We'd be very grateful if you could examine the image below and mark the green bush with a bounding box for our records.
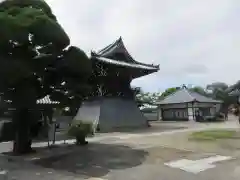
[68,121,93,145]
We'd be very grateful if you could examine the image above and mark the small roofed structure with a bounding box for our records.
[156,87,222,121]
[75,37,159,132]
[36,95,60,105]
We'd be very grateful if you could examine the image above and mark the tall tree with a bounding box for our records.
[226,80,240,95]
[206,82,228,94]
[160,87,180,98]
[206,82,229,101]
[132,87,144,107]
[206,82,235,115]
[189,86,207,96]
[225,80,240,117]
[0,0,91,154]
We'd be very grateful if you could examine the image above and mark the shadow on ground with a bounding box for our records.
[99,124,186,134]
[34,143,148,178]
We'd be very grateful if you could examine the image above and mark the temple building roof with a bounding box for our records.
[156,88,222,105]
[91,37,159,72]
[94,56,159,70]
[36,95,60,105]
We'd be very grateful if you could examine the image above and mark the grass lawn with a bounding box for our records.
[189,129,240,141]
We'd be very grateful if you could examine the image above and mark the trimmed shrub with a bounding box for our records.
[68,121,93,145]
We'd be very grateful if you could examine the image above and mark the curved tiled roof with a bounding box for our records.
[94,56,159,70]
[92,37,159,71]
[36,95,60,105]
[157,88,222,105]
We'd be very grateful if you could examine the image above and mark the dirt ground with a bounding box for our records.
[2,117,240,180]
[112,128,240,157]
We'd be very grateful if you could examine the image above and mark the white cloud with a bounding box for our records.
[47,0,240,92]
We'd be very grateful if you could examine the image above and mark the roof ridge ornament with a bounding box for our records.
[182,84,187,89]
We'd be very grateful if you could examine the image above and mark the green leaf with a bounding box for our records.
[0,55,32,85]
[0,0,56,20]
[61,46,92,75]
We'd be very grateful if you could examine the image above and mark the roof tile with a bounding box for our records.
[157,88,222,105]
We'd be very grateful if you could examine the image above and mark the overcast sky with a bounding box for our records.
[47,0,239,92]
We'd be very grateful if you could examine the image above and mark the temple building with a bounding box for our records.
[75,37,159,132]
[156,87,222,121]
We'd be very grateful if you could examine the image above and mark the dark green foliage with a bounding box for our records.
[0,0,92,154]
[207,82,228,91]
[0,0,69,88]
[132,87,144,106]
[189,86,208,96]
[68,122,93,137]
[0,0,91,104]
[161,87,179,98]
[206,82,236,114]
[226,81,240,95]
[68,121,92,145]
[60,46,91,75]
[0,0,56,19]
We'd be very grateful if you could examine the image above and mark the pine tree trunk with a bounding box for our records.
[13,108,32,154]
[12,80,37,155]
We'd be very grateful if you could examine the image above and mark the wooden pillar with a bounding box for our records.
[238,104,240,124]
[192,102,195,121]
[238,96,240,124]
[186,103,189,120]
[187,102,194,121]
[157,105,161,121]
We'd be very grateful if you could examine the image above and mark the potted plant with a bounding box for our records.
[68,121,93,145]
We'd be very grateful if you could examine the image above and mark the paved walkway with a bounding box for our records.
[34,119,239,148]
